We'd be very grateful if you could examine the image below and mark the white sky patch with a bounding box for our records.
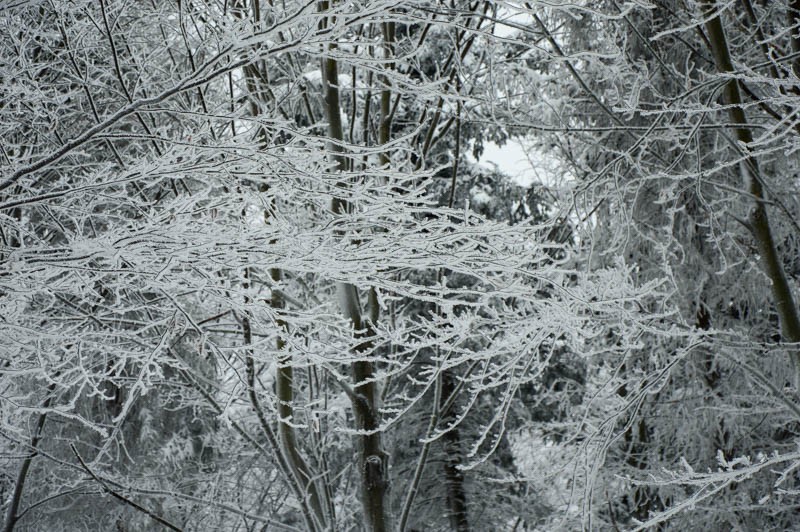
[491,7,534,39]
[471,136,573,189]
[477,139,536,187]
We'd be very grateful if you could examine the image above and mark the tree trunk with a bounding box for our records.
[273,267,330,528]
[702,0,800,383]
[319,3,390,530]
[3,392,52,532]
[440,370,470,532]
[235,1,331,519]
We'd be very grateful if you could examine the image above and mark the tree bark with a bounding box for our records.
[440,371,470,532]
[272,267,330,528]
[702,0,800,382]
[235,1,331,518]
[319,3,390,530]
[439,74,470,531]
[3,390,53,532]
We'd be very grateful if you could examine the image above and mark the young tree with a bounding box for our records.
[2,2,647,530]
[13,1,789,530]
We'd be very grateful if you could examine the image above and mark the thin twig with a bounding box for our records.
[70,444,184,532]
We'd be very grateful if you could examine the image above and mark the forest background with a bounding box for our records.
[3,0,800,530]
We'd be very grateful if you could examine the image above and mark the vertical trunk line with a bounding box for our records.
[272,267,329,528]
[789,0,800,77]
[439,29,470,531]
[243,309,320,532]
[319,2,390,530]
[3,390,53,532]
[703,0,800,382]
[397,363,443,532]
[235,1,331,519]
[440,370,470,532]
[378,20,395,168]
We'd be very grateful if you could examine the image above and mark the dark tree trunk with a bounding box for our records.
[440,370,469,532]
